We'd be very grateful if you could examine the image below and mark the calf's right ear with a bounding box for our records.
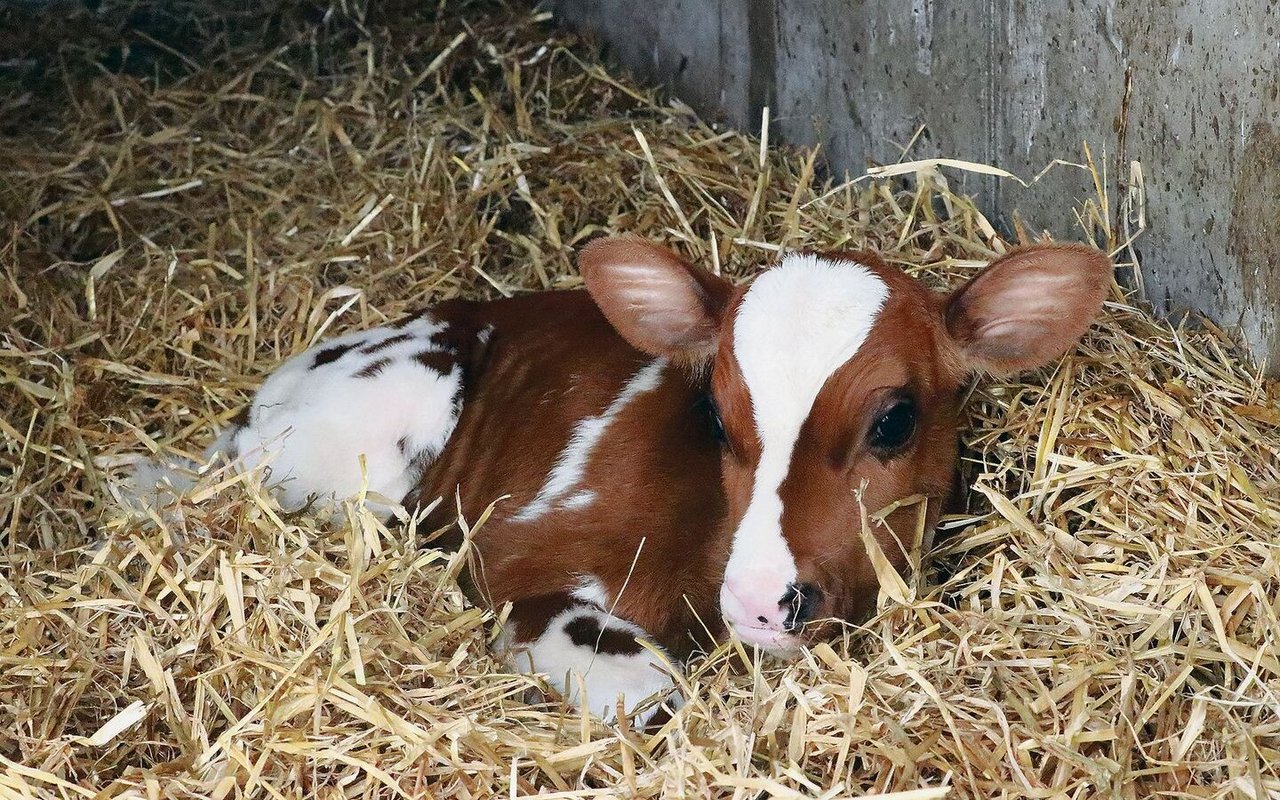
[578,236,733,363]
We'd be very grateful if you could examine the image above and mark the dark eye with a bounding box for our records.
[698,393,726,443]
[868,397,917,452]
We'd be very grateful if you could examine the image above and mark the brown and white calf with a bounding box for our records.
[131,236,1111,722]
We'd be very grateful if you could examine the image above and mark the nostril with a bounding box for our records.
[723,578,789,629]
[781,582,823,632]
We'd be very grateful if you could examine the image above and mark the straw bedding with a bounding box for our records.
[2,1,1279,797]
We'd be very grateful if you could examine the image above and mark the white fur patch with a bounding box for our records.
[570,576,610,609]
[724,254,888,590]
[562,490,597,510]
[505,605,677,725]
[513,359,667,521]
[177,316,466,515]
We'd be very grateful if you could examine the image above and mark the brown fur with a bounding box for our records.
[413,291,726,658]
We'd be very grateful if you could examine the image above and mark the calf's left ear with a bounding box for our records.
[945,243,1114,374]
[578,235,733,363]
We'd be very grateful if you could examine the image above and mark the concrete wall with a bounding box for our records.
[549,0,1280,374]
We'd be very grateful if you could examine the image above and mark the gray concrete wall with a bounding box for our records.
[549,0,1280,374]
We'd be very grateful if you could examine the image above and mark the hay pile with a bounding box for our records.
[3,1,1279,796]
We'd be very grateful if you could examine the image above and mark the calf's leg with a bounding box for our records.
[497,591,680,725]
[123,315,469,518]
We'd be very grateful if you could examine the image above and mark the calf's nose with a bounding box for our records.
[780,582,823,632]
[720,576,789,630]
[720,576,824,634]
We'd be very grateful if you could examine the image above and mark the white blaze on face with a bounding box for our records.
[723,254,888,607]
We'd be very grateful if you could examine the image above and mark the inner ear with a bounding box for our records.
[945,243,1113,374]
[578,235,732,362]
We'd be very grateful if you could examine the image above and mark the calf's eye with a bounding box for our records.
[699,393,727,443]
[868,397,916,452]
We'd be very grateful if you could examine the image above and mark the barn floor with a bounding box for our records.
[2,1,1280,797]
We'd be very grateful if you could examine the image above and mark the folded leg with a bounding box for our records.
[122,315,472,518]
[497,590,680,725]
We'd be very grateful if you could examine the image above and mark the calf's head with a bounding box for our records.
[580,236,1112,654]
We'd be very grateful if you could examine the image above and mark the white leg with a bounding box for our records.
[499,594,681,726]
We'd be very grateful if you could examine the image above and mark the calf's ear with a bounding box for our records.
[945,243,1113,374]
[578,235,733,363]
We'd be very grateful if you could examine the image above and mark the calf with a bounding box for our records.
[132,235,1112,723]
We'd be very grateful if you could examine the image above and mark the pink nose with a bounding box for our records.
[720,576,788,631]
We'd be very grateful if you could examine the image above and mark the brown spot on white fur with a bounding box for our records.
[360,333,414,354]
[354,357,392,378]
[311,341,360,368]
[563,615,645,655]
[413,350,455,375]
